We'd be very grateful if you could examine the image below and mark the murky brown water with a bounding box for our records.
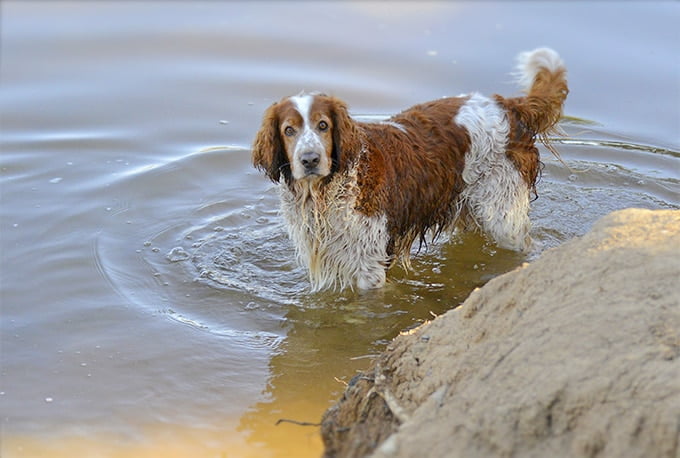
[1,1,678,457]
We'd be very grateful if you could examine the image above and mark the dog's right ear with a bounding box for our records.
[252,102,289,183]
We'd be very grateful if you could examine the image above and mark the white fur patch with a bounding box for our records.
[289,94,331,179]
[455,93,531,251]
[279,162,389,291]
[352,115,408,134]
[290,93,312,120]
[380,120,408,133]
[515,47,565,93]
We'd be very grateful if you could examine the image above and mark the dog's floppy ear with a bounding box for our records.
[329,97,362,173]
[252,102,290,183]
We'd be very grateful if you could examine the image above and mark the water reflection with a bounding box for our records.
[233,231,526,455]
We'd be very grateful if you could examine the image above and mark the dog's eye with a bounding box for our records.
[318,121,329,131]
[284,126,296,137]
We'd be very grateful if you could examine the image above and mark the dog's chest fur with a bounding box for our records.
[279,164,389,291]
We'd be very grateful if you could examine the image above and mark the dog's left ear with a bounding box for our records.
[329,97,362,173]
[252,103,290,183]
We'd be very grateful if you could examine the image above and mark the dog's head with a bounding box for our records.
[252,93,361,184]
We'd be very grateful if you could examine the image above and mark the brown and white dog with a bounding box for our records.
[253,48,568,291]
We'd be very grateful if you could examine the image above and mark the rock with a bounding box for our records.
[321,208,680,458]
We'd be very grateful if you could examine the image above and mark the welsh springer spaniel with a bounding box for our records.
[253,48,568,291]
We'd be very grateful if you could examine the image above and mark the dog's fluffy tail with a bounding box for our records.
[514,47,568,135]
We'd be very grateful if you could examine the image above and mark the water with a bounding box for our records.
[1,1,678,457]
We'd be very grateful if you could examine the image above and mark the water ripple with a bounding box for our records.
[550,137,679,158]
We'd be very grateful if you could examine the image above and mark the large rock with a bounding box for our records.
[321,208,680,458]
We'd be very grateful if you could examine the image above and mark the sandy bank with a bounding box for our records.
[321,208,680,458]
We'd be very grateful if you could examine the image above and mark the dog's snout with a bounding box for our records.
[300,151,321,169]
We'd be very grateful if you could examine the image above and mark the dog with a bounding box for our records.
[252,48,568,291]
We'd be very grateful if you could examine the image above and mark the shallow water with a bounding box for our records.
[1,1,678,457]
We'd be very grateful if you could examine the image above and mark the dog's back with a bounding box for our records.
[358,48,568,255]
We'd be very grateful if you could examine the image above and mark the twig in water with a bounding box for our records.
[349,354,380,361]
[275,418,321,427]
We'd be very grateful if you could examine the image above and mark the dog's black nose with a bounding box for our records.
[300,151,321,169]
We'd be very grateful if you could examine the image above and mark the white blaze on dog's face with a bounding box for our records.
[280,94,334,180]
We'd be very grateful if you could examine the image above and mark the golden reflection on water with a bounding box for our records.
[2,420,323,458]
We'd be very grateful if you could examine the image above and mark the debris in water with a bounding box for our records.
[166,247,190,262]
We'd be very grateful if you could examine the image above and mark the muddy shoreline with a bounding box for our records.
[321,209,680,458]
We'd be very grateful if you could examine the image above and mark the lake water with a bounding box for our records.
[1,1,678,457]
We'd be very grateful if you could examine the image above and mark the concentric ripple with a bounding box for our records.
[180,201,307,304]
[96,132,679,338]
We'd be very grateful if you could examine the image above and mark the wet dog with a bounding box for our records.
[252,48,568,291]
